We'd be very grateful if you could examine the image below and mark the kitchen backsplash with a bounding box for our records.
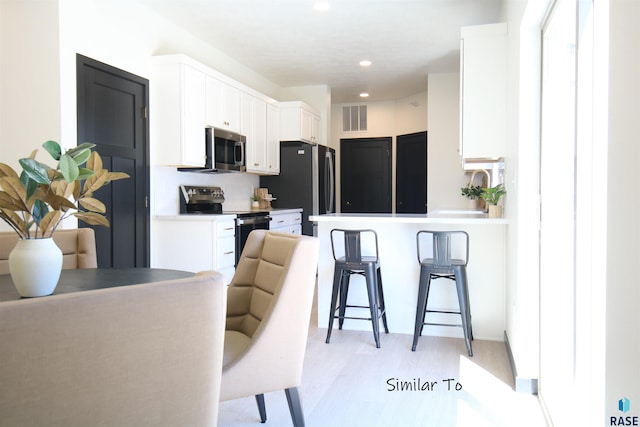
[152,166,260,215]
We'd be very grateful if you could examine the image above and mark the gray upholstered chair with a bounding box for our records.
[0,270,227,427]
[220,230,320,427]
[0,228,98,274]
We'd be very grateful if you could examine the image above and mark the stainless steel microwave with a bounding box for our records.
[206,127,246,172]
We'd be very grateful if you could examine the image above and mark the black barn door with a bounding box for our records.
[396,131,427,213]
[76,54,150,267]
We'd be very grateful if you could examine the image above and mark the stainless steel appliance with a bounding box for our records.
[260,142,335,236]
[179,185,224,214]
[178,128,246,173]
[232,212,271,265]
[211,127,246,172]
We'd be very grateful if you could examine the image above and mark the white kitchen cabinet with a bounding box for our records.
[279,101,321,144]
[243,93,269,174]
[153,217,236,284]
[151,58,206,167]
[206,75,241,133]
[459,23,507,161]
[269,211,302,235]
[265,103,280,174]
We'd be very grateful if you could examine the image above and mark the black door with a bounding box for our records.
[76,55,150,268]
[340,137,392,213]
[396,131,427,213]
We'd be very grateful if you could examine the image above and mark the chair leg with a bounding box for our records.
[454,267,473,357]
[376,267,389,334]
[326,267,343,344]
[285,387,306,427]
[412,267,430,351]
[338,272,350,329]
[364,264,381,348]
[255,394,267,423]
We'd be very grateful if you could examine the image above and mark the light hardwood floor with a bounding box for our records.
[219,294,547,427]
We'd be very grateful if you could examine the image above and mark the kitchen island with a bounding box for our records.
[310,211,507,343]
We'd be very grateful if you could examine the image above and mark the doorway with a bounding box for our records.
[76,54,150,267]
[340,137,391,213]
[396,131,427,213]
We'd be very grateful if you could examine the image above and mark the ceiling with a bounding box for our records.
[140,0,504,103]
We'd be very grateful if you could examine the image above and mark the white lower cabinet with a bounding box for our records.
[153,217,236,284]
[269,211,302,235]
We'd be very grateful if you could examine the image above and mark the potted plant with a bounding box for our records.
[460,185,485,210]
[0,140,129,296]
[251,193,260,209]
[481,183,506,218]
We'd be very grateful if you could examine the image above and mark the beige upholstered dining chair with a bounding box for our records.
[0,228,98,274]
[220,230,320,427]
[0,270,227,427]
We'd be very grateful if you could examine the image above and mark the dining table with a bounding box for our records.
[0,268,194,302]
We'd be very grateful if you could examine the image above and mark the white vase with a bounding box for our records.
[9,238,63,297]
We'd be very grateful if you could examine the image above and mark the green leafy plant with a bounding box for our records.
[251,194,259,202]
[0,140,129,239]
[460,185,484,200]
[481,183,506,206]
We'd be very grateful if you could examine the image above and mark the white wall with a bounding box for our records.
[0,0,62,170]
[606,0,640,420]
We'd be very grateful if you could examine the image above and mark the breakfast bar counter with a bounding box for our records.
[310,211,507,343]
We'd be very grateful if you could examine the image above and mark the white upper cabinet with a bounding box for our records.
[206,76,241,133]
[151,58,206,167]
[279,101,321,144]
[460,23,507,161]
[152,54,281,172]
[265,103,280,174]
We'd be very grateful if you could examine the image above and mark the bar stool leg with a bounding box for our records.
[338,271,350,330]
[364,264,381,348]
[325,266,344,344]
[412,266,430,351]
[454,267,473,357]
[376,267,389,334]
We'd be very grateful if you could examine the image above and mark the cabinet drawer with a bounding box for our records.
[216,221,236,237]
[290,213,302,225]
[270,214,289,229]
[216,236,236,269]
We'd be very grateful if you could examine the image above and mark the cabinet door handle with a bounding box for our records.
[224,251,234,255]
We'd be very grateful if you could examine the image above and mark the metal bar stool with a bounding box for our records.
[412,230,473,356]
[325,229,389,348]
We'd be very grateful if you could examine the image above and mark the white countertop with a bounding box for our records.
[310,210,507,225]
[155,208,303,221]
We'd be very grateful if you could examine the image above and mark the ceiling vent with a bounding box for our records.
[342,105,367,132]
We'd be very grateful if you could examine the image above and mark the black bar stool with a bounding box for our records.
[412,230,473,356]
[325,229,388,348]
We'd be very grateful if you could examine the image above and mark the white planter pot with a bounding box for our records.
[9,238,63,297]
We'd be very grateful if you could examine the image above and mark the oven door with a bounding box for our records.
[235,215,271,265]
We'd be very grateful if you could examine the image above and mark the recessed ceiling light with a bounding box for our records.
[360,92,369,98]
[314,2,330,12]
[359,60,372,67]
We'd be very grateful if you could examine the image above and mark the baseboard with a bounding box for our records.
[504,331,539,394]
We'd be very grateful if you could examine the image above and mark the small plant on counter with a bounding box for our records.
[251,194,259,202]
[460,185,484,200]
[481,183,506,206]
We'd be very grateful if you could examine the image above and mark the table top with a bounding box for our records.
[0,268,194,302]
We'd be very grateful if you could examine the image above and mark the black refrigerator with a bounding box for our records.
[260,142,335,236]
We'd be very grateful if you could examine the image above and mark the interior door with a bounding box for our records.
[396,131,427,213]
[340,137,391,213]
[76,54,150,268]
